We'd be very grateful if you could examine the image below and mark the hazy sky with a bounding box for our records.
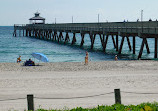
[0,0,158,26]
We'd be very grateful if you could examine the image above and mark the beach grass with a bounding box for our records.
[36,102,157,111]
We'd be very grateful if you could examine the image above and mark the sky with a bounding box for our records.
[0,0,158,26]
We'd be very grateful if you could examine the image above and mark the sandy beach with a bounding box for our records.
[0,61,158,111]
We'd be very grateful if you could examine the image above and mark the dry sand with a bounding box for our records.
[0,61,158,111]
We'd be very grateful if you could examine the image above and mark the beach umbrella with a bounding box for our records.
[31,53,49,62]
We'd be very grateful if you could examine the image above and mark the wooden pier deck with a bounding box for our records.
[13,21,158,59]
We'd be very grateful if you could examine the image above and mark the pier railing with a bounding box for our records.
[14,21,158,35]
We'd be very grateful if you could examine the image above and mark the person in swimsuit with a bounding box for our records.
[85,51,89,65]
[115,55,118,61]
[17,56,21,63]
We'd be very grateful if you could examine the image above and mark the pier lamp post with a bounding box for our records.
[72,16,73,23]
[98,14,100,23]
[141,10,143,22]
[141,10,143,32]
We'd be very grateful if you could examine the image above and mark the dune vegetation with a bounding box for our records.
[36,102,157,111]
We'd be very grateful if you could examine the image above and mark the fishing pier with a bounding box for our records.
[13,13,158,59]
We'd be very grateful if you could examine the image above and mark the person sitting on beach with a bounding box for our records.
[24,59,35,66]
[17,56,21,63]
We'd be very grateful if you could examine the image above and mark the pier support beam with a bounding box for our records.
[53,31,58,41]
[48,30,51,40]
[38,30,41,39]
[13,30,17,37]
[155,37,158,58]
[118,36,125,54]
[138,38,145,59]
[35,30,37,38]
[29,30,32,37]
[47,30,50,40]
[116,35,119,51]
[138,38,150,59]
[19,30,21,37]
[64,32,69,44]
[145,38,150,54]
[118,36,132,54]
[52,32,55,41]
[71,33,76,45]
[126,36,132,51]
[99,34,105,51]
[104,34,117,51]
[49,30,52,39]
[23,29,25,37]
[133,36,136,54]
[90,33,96,49]
[26,30,28,37]
[104,34,109,51]
[32,29,35,37]
[46,30,49,40]
[41,30,45,39]
[80,33,85,47]
[59,32,64,42]
[61,32,64,40]
[112,35,116,48]
[90,33,93,49]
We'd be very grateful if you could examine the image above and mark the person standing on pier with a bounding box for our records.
[85,51,89,65]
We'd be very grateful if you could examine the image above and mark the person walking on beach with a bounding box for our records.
[85,51,89,65]
[115,55,118,61]
[17,56,21,63]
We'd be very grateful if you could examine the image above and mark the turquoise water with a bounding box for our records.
[0,26,157,63]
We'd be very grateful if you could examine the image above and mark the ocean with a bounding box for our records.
[0,26,157,63]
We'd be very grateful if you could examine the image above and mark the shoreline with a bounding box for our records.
[0,60,158,72]
[0,60,158,110]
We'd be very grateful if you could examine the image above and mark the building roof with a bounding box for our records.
[29,12,45,20]
[29,16,45,20]
[35,12,40,15]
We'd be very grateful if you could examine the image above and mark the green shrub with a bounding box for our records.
[36,102,158,111]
